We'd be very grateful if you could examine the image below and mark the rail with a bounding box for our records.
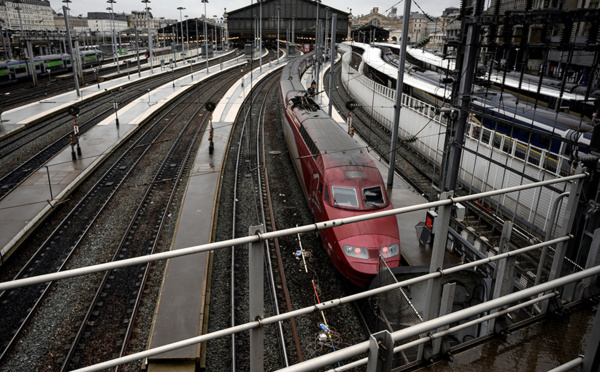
[0,171,595,371]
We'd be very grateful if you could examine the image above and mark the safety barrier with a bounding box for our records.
[1,172,596,372]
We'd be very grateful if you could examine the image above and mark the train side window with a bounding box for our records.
[324,185,330,202]
[539,134,551,147]
[318,182,323,194]
[331,186,359,207]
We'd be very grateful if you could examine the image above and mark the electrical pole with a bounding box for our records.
[442,0,484,191]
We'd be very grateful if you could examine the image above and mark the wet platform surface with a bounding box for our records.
[418,304,596,371]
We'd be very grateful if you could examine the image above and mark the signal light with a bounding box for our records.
[425,210,438,231]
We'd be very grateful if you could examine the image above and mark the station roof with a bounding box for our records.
[226,0,350,40]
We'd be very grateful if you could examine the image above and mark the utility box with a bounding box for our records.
[244,43,253,59]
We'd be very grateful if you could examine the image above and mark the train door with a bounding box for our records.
[310,171,323,215]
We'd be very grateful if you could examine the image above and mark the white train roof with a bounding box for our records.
[347,41,452,99]
[375,42,456,71]
[486,72,592,102]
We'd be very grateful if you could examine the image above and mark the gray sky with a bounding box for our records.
[51,0,460,23]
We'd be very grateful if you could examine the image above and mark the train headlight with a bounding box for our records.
[380,244,400,258]
[342,245,369,260]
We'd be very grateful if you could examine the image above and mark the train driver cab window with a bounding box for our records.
[324,185,330,202]
[363,186,385,206]
[332,186,359,207]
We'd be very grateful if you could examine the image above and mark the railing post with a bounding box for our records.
[432,282,456,355]
[420,191,453,359]
[581,303,600,372]
[546,165,585,307]
[577,228,600,301]
[366,330,394,372]
[249,224,264,372]
[489,249,517,334]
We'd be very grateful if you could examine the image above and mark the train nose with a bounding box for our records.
[339,235,401,287]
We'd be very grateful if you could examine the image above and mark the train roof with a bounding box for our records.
[348,41,452,99]
[375,42,457,71]
[293,103,376,170]
[486,72,594,102]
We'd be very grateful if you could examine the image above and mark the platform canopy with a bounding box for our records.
[226,0,351,45]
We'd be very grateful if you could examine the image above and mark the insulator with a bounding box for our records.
[474,0,484,16]
[492,0,501,16]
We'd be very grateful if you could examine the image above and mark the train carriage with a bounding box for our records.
[280,52,402,288]
[0,50,102,84]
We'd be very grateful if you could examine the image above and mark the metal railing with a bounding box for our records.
[0,172,594,372]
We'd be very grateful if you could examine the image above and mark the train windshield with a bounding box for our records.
[332,186,359,207]
[363,186,385,206]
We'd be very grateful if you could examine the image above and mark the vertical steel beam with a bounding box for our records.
[547,166,585,298]
[26,40,38,86]
[582,304,600,372]
[433,282,456,354]
[488,251,516,332]
[421,191,453,360]
[328,14,337,117]
[443,0,484,191]
[366,330,394,372]
[386,0,411,187]
[579,228,600,299]
[249,224,264,372]
[63,6,80,97]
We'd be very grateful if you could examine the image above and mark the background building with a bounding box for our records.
[0,0,54,31]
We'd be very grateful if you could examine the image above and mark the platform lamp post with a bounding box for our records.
[177,6,186,62]
[63,1,80,97]
[202,0,209,74]
[185,15,190,58]
[276,6,280,63]
[133,17,141,76]
[107,0,120,73]
[195,17,199,58]
[142,0,153,73]
[258,0,262,71]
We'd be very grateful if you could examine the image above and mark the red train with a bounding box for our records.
[279,52,401,288]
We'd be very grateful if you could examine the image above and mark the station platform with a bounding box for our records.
[0,49,246,261]
[145,53,287,369]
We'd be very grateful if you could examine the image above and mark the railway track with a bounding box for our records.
[59,69,243,372]
[207,56,369,370]
[0,66,245,369]
[0,51,241,200]
[228,69,295,369]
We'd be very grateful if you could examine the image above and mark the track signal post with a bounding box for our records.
[205,101,216,154]
[345,101,358,137]
[68,106,81,159]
